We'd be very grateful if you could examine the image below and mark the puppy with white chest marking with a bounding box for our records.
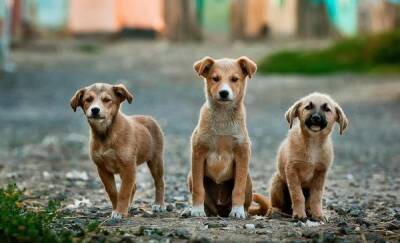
[70,83,165,220]
[269,92,348,221]
[187,56,269,218]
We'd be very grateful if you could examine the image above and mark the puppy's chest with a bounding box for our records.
[91,147,121,173]
[205,136,236,184]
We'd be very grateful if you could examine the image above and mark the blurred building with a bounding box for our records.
[0,0,400,42]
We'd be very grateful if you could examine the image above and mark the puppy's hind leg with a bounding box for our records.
[147,156,166,212]
[270,173,292,216]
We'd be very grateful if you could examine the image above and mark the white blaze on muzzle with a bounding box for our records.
[219,83,234,100]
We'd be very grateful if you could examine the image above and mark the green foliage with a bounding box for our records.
[0,184,72,243]
[258,30,400,75]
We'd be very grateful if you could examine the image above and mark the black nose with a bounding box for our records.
[311,114,321,123]
[91,107,100,116]
[219,90,229,99]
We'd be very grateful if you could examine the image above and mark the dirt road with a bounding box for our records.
[0,39,399,242]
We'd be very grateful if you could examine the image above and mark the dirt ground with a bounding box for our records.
[0,39,399,242]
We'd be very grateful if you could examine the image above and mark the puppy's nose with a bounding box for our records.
[91,107,100,116]
[311,114,321,123]
[219,90,229,99]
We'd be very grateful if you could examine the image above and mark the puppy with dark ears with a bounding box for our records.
[71,83,166,220]
[188,56,270,218]
[269,92,348,221]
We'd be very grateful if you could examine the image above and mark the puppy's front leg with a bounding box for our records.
[114,164,135,219]
[230,144,250,219]
[286,165,307,220]
[97,167,118,210]
[308,170,327,221]
[191,144,207,217]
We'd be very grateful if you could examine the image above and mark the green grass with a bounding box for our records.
[0,184,72,243]
[258,30,400,75]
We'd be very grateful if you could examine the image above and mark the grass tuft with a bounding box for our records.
[0,184,72,243]
[258,30,400,75]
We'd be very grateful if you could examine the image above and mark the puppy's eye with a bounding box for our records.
[322,104,331,112]
[103,98,111,103]
[85,97,93,103]
[231,77,238,83]
[305,103,313,110]
[212,76,220,82]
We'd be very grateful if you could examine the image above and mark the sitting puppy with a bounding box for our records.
[187,56,269,218]
[269,92,348,221]
[70,83,165,220]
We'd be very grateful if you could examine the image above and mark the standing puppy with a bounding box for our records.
[188,56,269,218]
[270,93,348,221]
[70,83,165,220]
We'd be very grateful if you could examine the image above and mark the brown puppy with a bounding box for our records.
[269,92,348,221]
[187,56,269,218]
[70,83,165,220]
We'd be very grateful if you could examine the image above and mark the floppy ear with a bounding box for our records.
[236,56,257,78]
[193,56,214,78]
[70,88,85,112]
[285,100,302,129]
[335,104,348,135]
[113,84,133,104]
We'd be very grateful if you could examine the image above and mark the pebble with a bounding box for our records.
[302,229,318,238]
[205,221,228,228]
[244,224,256,231]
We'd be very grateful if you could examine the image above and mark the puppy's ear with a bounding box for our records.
[335,104,348,135]
[70,88,86,112]
[194,56,214,78]
[236,56,257,78]
[285,101,302,129]
[113,84,133,104]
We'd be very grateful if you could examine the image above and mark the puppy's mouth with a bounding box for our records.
[87,116,106,121]
[308,125,324,132]
[217,98,233,103]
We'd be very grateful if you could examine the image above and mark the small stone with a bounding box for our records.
[244,224,256,231]
[172,228,191,239]
[386,220,400,230]
[320,231,335,243]
[338,226,352,235]
[302,229,318,238]
[119,236,134,243]
[205,221,228,228]
[190,236,211,243]
[166,204,174,212]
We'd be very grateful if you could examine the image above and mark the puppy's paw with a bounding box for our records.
[292,210,307,221]
[110,211,123,221]
[152,204,166,213]
[191,205,206,217]
[310,214,327,222]
[229,206,246,219]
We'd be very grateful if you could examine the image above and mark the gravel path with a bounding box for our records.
[0,39,399,242]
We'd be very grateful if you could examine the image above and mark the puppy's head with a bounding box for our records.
[70,83,133,130]
[194,56,256,106]
[285,93,348,136]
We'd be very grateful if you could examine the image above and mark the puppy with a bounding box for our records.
[269,92,348,221]
[187,56,269,218]
[70,83,165,220]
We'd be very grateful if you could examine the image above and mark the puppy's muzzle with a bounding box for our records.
[88,107,105,120]
[219,90,230,100]
[306,113,327,131]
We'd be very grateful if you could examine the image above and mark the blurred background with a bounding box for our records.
[0,1,399,241]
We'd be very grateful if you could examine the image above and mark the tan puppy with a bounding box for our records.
[187,56,269,218]
[269,92,348,221]
[70,83,165,220]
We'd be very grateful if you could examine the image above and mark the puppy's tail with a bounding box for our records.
[248,193,270,216]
